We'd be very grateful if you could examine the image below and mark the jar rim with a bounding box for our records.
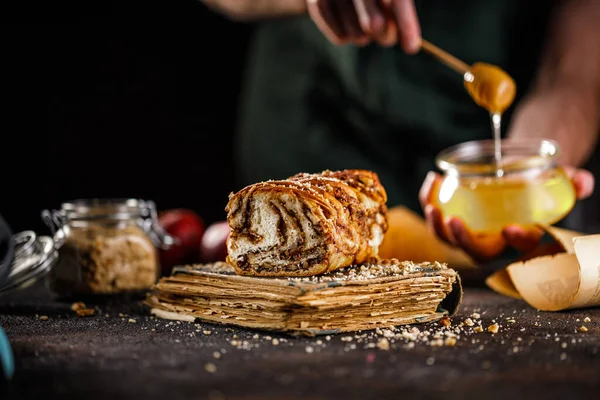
[435,138,560,176]
[60,198,150,221]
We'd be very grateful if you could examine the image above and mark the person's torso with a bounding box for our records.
[235,0,555,212]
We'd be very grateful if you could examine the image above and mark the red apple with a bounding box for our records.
[158,209,205,274]
[200,221,230,263]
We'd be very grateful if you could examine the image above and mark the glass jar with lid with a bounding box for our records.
[42,198,176,297]
[430,138,577,234]
[0,198,176,298]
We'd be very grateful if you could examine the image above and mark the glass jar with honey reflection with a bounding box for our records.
[431,139,576,233]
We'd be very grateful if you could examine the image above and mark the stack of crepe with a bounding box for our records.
[146,169,462,336]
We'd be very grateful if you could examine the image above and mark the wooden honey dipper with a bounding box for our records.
[420,39,516,114]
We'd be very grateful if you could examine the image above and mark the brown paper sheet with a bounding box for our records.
[486,226,600,311]
[379,206,476,270]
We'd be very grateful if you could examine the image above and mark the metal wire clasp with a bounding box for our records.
[138,200,179,250]
[41,209,68,250]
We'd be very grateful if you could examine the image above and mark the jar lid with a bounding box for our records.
[435,138,560,177]
[49,198,177,249]
[60,198,151,221]
[0,230,58,296]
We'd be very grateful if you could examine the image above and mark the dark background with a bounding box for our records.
[2,1,254,234]
[3,1,600,237]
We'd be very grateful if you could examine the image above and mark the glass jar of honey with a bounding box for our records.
[42,199,175,298]
[431,139,576,233]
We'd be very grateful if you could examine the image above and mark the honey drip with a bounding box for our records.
[464,63,515,179]
[491,112,503,177]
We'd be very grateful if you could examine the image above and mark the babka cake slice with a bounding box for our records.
[225,169,389,277]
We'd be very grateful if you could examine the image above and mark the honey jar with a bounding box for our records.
[431,139,576,233]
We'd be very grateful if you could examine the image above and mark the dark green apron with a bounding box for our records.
[235,0,555,214]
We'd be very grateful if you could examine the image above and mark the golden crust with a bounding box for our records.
[225,169,389,277]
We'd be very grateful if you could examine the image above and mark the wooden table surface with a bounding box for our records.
[1,282,599,400]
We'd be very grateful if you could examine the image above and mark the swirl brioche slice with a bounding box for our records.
[225,169,388,277]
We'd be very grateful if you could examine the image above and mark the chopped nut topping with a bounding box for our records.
[382,329,394,338]
[439,317,451,327]
[376,338,390,350]
[579,326,588,332]
[487,323,499,334]
[583,317,591,323]
[473,326,484,333]
[205,363,217,373]
[71,302,86,311]
[464,318,474,327]
[444,337,456,346]
[39,315,48,321]
[76,308,96,317]
[290,260,447,283]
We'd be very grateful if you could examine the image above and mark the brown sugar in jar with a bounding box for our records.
[44,199,175,297]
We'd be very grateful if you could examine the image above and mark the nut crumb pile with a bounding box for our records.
[71,302,96,317]
[290,259,447,283]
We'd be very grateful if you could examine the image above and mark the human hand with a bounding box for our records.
[306,0,422,53]
[418,168,595,263]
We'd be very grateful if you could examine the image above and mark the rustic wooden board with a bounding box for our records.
[1,282,599,400]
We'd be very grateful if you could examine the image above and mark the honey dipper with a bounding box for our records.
[420,39,516,114]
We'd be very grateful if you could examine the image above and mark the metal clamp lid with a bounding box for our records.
[0,230,58,297]
[138,200,179,250]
